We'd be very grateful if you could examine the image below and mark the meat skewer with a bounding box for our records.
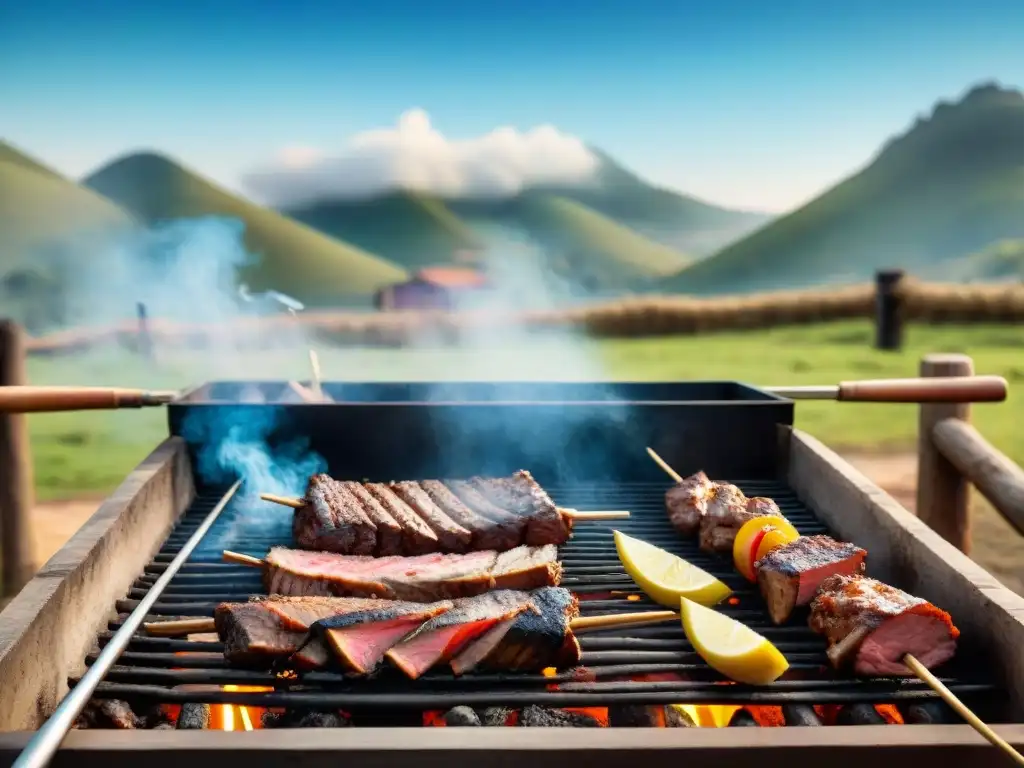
[219,544,564,602]
[146,589,671,676]
[262,472,630,558]
[645,446,1024,765]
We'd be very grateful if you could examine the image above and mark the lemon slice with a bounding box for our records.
[680,596,790,684]
[614,530,731,608]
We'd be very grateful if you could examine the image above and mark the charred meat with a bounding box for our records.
[756,535,867,624]
[664,471,713,536]
[293,474,377,555]
[699,484,784,553]
[809,573,959,675]
[263,544,561,601]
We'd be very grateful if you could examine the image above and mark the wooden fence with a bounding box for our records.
[18,273,1024,355]
[917,353,1024,553]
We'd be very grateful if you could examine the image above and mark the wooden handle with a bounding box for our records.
[259,493,305,509]
[837,376,1007,403]
[560,509,631,520]
[570,610,678,633]
[0,386,176,413]
[144,618,217,637]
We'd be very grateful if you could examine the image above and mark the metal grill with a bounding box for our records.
[79,480,999,711]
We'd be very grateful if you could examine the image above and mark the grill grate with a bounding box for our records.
[79,481,999,710]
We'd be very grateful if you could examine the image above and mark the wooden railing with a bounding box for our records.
[916,353,1024,553]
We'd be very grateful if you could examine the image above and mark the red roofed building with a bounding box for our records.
[374,267,491,311]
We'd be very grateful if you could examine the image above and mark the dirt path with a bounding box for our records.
[23,452,1024,595]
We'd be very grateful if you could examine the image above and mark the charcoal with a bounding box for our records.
[518,706,601,728]
[176,703,212,730]
[294,710,351,728]
[138,702,173,729]
[608,705,665,727]
[836,704,886,726]
[443,706,481,727]
[901,701,954,725]
[664,706,698,728]
[728,709,759,727]
[478,707,514,727]
[781,704,822,727]
[261,711,288,729]
[152,723,175,731]
[71,700,139,730]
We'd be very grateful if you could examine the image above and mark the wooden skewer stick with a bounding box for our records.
[308,350,323,401]
[646,447,683,484]
[645,446,1021,762]
[144,618,218,637]
[223,550,266,568]
[903,654,1024,765]
[257,492,629,520]
[141,605,680,639]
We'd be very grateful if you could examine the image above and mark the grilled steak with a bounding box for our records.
[298,600,454,673]
[470,470,571,546]
[450,586,580,674]
[756,535,867,625]
[264,544,561,601]
[664,471,713,536]
[446,480,527,543]
[419,480,520,551]
[699,485,784,553]
[385,590,532,679]
[390,481,473,553]
[293,474,376,555]
[364,482,439,555]
[340,481,403,556]
[214,596,387,665]
[808,573,959,675]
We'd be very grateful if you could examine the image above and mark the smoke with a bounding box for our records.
[243,109,601,207]
[180,405,327,549]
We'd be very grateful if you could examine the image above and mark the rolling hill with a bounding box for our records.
[285,190,485,271]
[661,82,1024,295]
[930,239,1024,282]
[83,152,409,304]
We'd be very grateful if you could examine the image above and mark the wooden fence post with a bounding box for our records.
[916,353,973,552]
[136,302,153,360]
[874,269,905,351]
[0,319,35,596]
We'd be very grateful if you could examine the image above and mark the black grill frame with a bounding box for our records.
[79,479,1000,716]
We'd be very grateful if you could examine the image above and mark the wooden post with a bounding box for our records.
[874,269,905,351]
[0,320,35,596]
[136,302,153,360]
[916,353,973,552]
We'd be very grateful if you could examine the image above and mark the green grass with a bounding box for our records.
[82,152,409,304]
[661,83,1024,294]
[24,320,1024,501]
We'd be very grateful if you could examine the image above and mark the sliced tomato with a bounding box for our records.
[743,528,770,582]
[755,527,796,565]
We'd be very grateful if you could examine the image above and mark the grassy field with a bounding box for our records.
[23,319,1023,501]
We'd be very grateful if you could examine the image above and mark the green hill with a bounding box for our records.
[285,190,485,271]
[931,239,1024,282]
[83,152,408,304]
[0,140,68,181]
[661,82,1024,295]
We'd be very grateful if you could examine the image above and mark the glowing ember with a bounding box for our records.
[215,685,274,731]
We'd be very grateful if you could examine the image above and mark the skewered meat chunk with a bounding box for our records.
[390,481,473,553]
[293,474,376,555]
[664,471,713,536]
[756,535,867,624]
[809,573,959,675]
[263,544,561,601]
[699,485,783,553]
[470,470,571,546]
[339,481,403,556]
[420,480,521,551]
[445,479,527,545]
[364,482,439,555]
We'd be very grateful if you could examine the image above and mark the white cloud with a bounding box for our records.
[243,108,601,206]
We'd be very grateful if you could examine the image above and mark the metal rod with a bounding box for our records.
[11,479,242,768]
[764,385,840,400]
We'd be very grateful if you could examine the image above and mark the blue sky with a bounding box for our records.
[2,0,1022,212]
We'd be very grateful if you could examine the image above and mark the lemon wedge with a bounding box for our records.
[614,530,731,608]
[680,596,790,685]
